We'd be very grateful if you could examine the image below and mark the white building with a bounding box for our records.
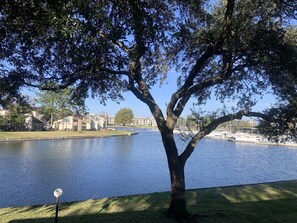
[0,110,9,116]
[53,114,106,131]
[0,109,46,131]
[107,116,115,125]
[86,113,107,129]
[133,117,157,127]
[107,116,157,127]
[25,111,46,131]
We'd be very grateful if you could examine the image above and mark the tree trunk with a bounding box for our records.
[161,130,191,222]
[50,113,53,126]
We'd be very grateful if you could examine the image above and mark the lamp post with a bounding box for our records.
[54,188,63,223]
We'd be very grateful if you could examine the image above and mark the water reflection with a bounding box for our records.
[1,131,297,207]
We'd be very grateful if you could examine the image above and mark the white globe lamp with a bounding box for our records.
[54,188,63,223]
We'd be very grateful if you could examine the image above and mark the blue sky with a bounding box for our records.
[86,90,276,118]
[23,69,277,118]
[85,71,277,118]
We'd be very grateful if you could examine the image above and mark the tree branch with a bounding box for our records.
[98,67,130,76]
[99,31,130,53]
[167,0,236,120]
[123,0,167,129]
[128,81,166,129]
[179,110,269,167]
[174,53,234,117]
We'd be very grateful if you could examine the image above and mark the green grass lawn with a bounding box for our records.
[0,130,133,140]
[1,180,297,223]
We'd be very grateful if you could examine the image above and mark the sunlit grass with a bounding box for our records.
[0,130,133,140]
[1,180,297,223]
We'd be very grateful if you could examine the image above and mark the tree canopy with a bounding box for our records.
[1,0,296,221]
[0,103,29,131]
[1,1,296,123]
[36,86,85,122]
[114,108,134,127]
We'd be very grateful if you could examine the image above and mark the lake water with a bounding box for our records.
[1,129,297,208]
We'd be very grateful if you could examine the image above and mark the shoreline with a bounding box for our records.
[1,178,296,209]
[0,130,139,142]
[1,129,296,147]
[172,129,297,147]
[205,135,297,147]
[204,130,297,147]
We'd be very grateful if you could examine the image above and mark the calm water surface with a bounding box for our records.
[1,130,297,208]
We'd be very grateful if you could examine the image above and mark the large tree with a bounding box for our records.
[2,103,30,131]
[36,86,85,124]
[114,108,134,127]
[1,0,296,221]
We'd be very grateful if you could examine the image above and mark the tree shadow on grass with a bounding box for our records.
[4,192,173,223]
[0,205,56,221]
[6,181,297,223]
[186,181,297,223]
[8,210,175,223]
[7,197,297,223]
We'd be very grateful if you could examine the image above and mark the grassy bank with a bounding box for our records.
[1,180,297,223]
[0,130,134,141]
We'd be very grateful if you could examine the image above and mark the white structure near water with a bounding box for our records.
[25,111,46,131]
[207,131,262,143]
[53,113,106,131]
